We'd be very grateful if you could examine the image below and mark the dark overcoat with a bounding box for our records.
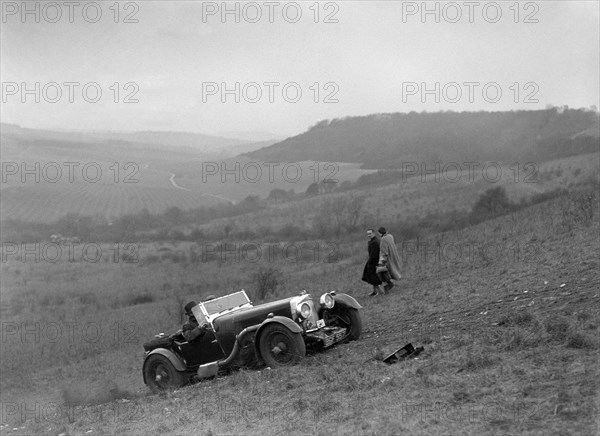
[361,237,382,285]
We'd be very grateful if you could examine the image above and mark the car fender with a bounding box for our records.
[142,348,186,384]
[257,316,303,336]
[332,293,362,311]
[254,316,303,361]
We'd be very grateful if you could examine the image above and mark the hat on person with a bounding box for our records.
[378,227,387,235]
[184,301,198,314]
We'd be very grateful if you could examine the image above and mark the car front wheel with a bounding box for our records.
[324,308,362,342]
[144,354,186,393]
[258,324,306,368]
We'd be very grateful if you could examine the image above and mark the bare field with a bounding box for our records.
[171,159,376,202]
[0,158,374,221]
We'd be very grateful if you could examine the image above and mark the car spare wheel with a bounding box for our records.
[144,354,186,393]
[258,324,306,367]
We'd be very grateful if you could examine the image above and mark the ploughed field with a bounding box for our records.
[0,157,374,222]
[0,192,598,435]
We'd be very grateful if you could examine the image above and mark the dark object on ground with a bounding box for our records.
[383,343,424,364]
[142,290,363,393]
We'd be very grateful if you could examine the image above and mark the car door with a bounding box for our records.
[177,329,225,367]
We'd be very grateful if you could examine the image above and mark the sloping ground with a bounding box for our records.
[182,152,599,236]
[0,182,225,222]
[0,191,598,435]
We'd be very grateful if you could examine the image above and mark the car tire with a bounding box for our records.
[258,323,306,368]
[343,308,362,341]
[324,308,362,342]
[144,354,186,394]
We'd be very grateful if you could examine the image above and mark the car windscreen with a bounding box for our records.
[191,305,208,325]
[203,291,250,316]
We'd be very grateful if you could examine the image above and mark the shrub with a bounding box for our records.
[144,254,160,264]
[561,191,596,230]
[278,224,305,240]
[252,266,281,300]
[125,292,155,306]
[78,293,99,306]
[470,187,513,222]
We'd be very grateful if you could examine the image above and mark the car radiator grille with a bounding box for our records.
[309,326,347,348]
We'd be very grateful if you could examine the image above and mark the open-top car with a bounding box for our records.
[142,290,362,393]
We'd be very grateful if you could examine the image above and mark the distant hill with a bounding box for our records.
[225,139,281,156]
[84,130,250,153]
[246,109,599,168]
[217,130,287,143]
[0,124,271,158]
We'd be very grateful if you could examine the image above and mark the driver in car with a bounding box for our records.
[182,301,209,342]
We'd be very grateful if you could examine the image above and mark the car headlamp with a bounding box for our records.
[300,302,312,319]
[319,293,335,309]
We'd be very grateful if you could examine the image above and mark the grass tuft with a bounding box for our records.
[565,332,598,350]
[462,346,498,371]
[497,309,535,327]
[545,316,571,343]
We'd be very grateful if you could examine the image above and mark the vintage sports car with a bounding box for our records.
[142,290,362,393]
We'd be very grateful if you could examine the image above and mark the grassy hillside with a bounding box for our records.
[0,188,597,435]
[2,151,596,245]
[247,109,599,168]
[175,153,599,239]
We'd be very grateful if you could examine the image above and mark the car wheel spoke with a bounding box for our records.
[268,334,294,362]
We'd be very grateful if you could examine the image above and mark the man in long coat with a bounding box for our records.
[377,227,401,292]
[361,229,383,296]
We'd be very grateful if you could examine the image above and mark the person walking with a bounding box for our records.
[377,227,401,292]
[361,229,384,296]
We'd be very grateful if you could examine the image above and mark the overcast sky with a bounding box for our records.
[1,1,598,139]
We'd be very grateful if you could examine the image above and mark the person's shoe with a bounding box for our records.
[369,288,378,296]
[384,283,394,292]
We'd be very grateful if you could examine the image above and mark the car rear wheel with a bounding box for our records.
[324,308,362,342]
[258,324,306,368]
[144,354,186,393]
